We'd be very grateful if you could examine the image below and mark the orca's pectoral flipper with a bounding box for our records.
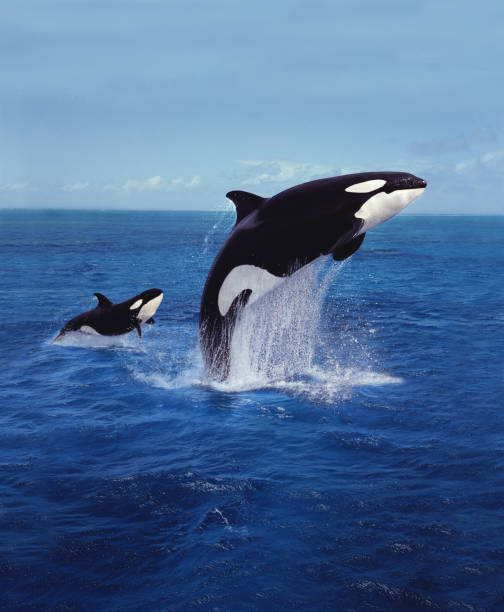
[134,321,142,337]
[226,190,266,224]
[94,292,113,307]
[332,233,366,261]
[145,317,155,325]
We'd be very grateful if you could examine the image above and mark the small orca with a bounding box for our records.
[54,288,163,342]
[200,171,426,380]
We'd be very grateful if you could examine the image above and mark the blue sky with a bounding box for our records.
[1,0,503,212]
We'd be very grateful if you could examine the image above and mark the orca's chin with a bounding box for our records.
[53,332,65,342]
[354,187,425,235]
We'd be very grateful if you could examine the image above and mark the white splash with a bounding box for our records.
[133,348,202,390]
[226,261,331,383]
[51,330,143,350]
[214,258,402,401]
[126,259,402,402]
[202,208,235,254]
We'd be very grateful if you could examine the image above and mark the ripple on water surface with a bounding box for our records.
[1,212,503,610]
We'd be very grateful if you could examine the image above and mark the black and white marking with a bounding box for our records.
[54,288,163,341]
[199,172,426,380]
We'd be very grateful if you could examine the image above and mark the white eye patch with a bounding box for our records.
[345,179,386,194]
[130,299,143,310]
[218,265,283,317]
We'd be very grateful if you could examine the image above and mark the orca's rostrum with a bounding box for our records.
[199,172,427,380]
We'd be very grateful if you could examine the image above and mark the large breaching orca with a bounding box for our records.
[54,288,163,341]
[199,172,426,380]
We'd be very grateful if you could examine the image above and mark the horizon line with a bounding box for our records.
[0,208,503,217]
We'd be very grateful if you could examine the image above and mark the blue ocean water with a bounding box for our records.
[0,209,503,611]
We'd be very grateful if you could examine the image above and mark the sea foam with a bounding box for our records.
[211,258,401,400]
[134,258,401,402]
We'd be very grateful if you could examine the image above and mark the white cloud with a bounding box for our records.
[455,159,476,173]
[0,181,31,192]
[61,181,89,192]
[236,160,264,167]
[232,150,504,214]
[481,150,504,164]
[412,147,504,214]
[455,149,504,174]
[238,160,333,187]
[103,175,201,194]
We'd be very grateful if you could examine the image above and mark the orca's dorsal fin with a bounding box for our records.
[226,190,266,224]
[94,292,113,307]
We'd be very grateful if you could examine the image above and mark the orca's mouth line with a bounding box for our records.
[354,187,425,235]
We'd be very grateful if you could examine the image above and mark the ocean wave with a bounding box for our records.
[130,259,402,401]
